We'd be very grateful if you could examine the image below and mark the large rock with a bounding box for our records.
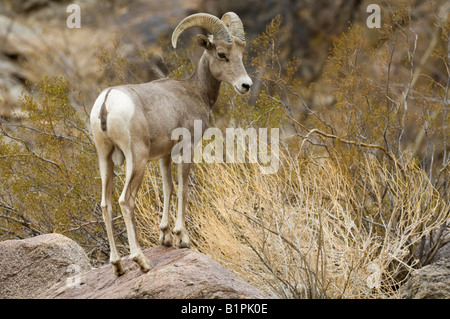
[0,233,92,299]
[401,257,450,299]
[0,14,34,111]
[0,0,69,14]
[40,245,268,299]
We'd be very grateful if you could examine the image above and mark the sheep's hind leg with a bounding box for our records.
[98,148,125,276]
[119,151,153,273]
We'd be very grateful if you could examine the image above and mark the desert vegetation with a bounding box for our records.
[1,0,449,298]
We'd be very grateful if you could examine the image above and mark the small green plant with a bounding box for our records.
[0,76,113,264]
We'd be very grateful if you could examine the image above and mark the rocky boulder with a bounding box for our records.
[41,245,267,299]
[0,233,267,299]
[0,233,92,298]
[401,257,450,299]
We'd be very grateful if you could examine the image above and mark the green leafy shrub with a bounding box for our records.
[0,77,113,263]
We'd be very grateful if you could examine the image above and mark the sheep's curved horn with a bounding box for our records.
[172,13,232,49]
[221,12,245,43]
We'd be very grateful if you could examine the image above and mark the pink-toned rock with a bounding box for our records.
[40,245,268,299]
[0,233,92,299]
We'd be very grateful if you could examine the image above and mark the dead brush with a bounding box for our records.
[134,147,449,298]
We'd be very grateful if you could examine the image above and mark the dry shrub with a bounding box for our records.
[134,148,449,298]
[121,9,450,298]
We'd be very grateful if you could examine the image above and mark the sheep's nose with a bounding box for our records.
[241,78,253,92]
[234,77,253,94]
[242,83,251,91]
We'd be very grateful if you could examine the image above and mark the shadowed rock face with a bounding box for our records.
[0,0,199,115]
[0,0,363,114]
[400,257,450,299]
[40,245,268,299]
[0,233,92,299]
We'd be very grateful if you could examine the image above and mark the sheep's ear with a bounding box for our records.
[197,34,213,50]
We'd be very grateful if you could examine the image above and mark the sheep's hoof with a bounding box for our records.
[111,260,125,276]
[159,231,173,247]
[132,254,153,273]
[174,233,191,249]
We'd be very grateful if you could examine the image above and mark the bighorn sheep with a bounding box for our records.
[90,12,252,275]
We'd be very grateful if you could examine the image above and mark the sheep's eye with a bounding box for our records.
[218,53,228,61]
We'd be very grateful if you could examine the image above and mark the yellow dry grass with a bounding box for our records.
[133,148,449,299]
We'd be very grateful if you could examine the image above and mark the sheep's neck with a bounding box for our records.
[190,52,221,109]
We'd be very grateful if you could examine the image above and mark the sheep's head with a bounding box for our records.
[172,12,253,94]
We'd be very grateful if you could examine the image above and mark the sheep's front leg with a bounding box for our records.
[173,162,191,248]
[159,155,173,246]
